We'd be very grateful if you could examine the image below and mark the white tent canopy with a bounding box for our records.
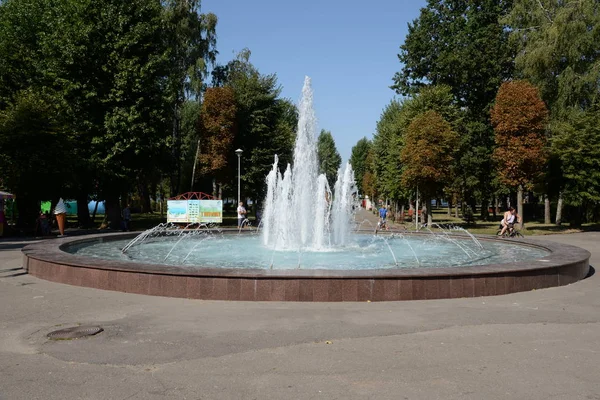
[0,191,13,200]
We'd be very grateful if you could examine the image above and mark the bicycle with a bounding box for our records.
[238,218,252,230]
[375,218,389,233]
[496,224,524,238]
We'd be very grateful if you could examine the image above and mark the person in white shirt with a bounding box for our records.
[237,202,247,228]
[499,206,520,236]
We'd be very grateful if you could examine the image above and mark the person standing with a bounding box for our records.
[122,204,131,232]
[378,205,389,230]
[237,201,247,228]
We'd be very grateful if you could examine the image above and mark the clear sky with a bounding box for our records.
[201,0,426,162]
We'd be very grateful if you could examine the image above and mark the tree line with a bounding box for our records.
[350,0,599,227]
[0,0,345,231]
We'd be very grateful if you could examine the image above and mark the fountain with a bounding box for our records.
[21,77,590,301]
[262,77,356,250]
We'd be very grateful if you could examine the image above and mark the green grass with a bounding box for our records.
[68,207,599,235]
[389,207,600,236]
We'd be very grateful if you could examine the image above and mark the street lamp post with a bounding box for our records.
[235,149,243,204]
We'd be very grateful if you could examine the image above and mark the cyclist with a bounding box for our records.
[237,201,247,228]
[499,207,521,237]
[378,205,389,231]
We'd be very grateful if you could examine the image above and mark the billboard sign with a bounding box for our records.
[167,199,222,224]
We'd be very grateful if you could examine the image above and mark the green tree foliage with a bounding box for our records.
[212,51,297,204]
[0,91,74,227]
[372,100,405,201]
[400,111,459,200]
[392,0,514,119]
[349,137,372,195]
[372,85,461,203]
[162,0,217,195]
[392,0,513,212]
[551,108,600,206]
[0,0,189,227]
[362,148,377,201]
[505,0,600,115]
[505,0,599,221]
[316,130,342,189]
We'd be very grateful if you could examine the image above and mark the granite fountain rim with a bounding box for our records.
[21,231,590,279]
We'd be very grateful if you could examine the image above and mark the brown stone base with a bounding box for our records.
[22,233,590,302]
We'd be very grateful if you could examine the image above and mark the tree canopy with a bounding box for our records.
[316,130,342,189]
[491,80,548,190]
[400,111,459,200]
[349,137,372,196]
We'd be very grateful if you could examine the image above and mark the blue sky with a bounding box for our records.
[201,0,426,161]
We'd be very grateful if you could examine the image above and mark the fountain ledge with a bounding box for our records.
[22,232,590,302]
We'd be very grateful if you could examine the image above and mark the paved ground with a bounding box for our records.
[1,215,599,400]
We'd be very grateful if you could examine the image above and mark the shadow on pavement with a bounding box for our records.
[585,266,595,279]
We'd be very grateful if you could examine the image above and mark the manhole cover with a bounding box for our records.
[47,326,104,340]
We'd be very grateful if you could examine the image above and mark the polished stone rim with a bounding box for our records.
[22,232,590,279]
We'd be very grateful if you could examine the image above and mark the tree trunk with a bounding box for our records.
[427,200,432,225]
[91,200,99,224]
[570,205,582,227]
[190,138,201,192]
[454,199,459,218]
[218,183,223,200]
[104,196,121,230]
[76,192,91,228]
[212,178,217,199]
[517,186,524,229]
[480,198,489,221]
[493,197,499,219]
[16,195,39,233]
[555,193,563,225]
[138,183,152,214]
[544,194,551,224]
[170,102,181,197]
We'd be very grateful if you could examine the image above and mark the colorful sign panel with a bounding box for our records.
[167,200,222,224]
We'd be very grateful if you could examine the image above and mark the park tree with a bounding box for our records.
[550,108,600,225]
[316,130,342,189]
[505,0,600,116]
[392,0,514,119]
[400,111,459,224]
[505,0,600,223]
[0,0,182,229]
[162,0,217,196]
[0,90,75,230]
[490,80,549,227]
[213,50,297,206]
[349,137,372,195]
[362,148,377,203]
[197,87,237,198]
[392,0,514,214]
[372,85,461,216]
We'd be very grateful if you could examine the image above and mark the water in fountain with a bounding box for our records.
[74,77,552,271]
[261,76,356,251]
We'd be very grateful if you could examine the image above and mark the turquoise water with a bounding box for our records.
[66,234,550,270]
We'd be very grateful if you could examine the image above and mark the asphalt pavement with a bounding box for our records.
[1,219,599,400]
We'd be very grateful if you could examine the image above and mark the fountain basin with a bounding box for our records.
[22,232,589,301]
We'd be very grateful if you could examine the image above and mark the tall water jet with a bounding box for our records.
[261,76,356,250]
[331,162,356,246]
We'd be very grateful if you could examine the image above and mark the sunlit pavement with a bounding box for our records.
[1,229,599,400]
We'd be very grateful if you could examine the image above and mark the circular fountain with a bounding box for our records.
[22,77,590,301]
